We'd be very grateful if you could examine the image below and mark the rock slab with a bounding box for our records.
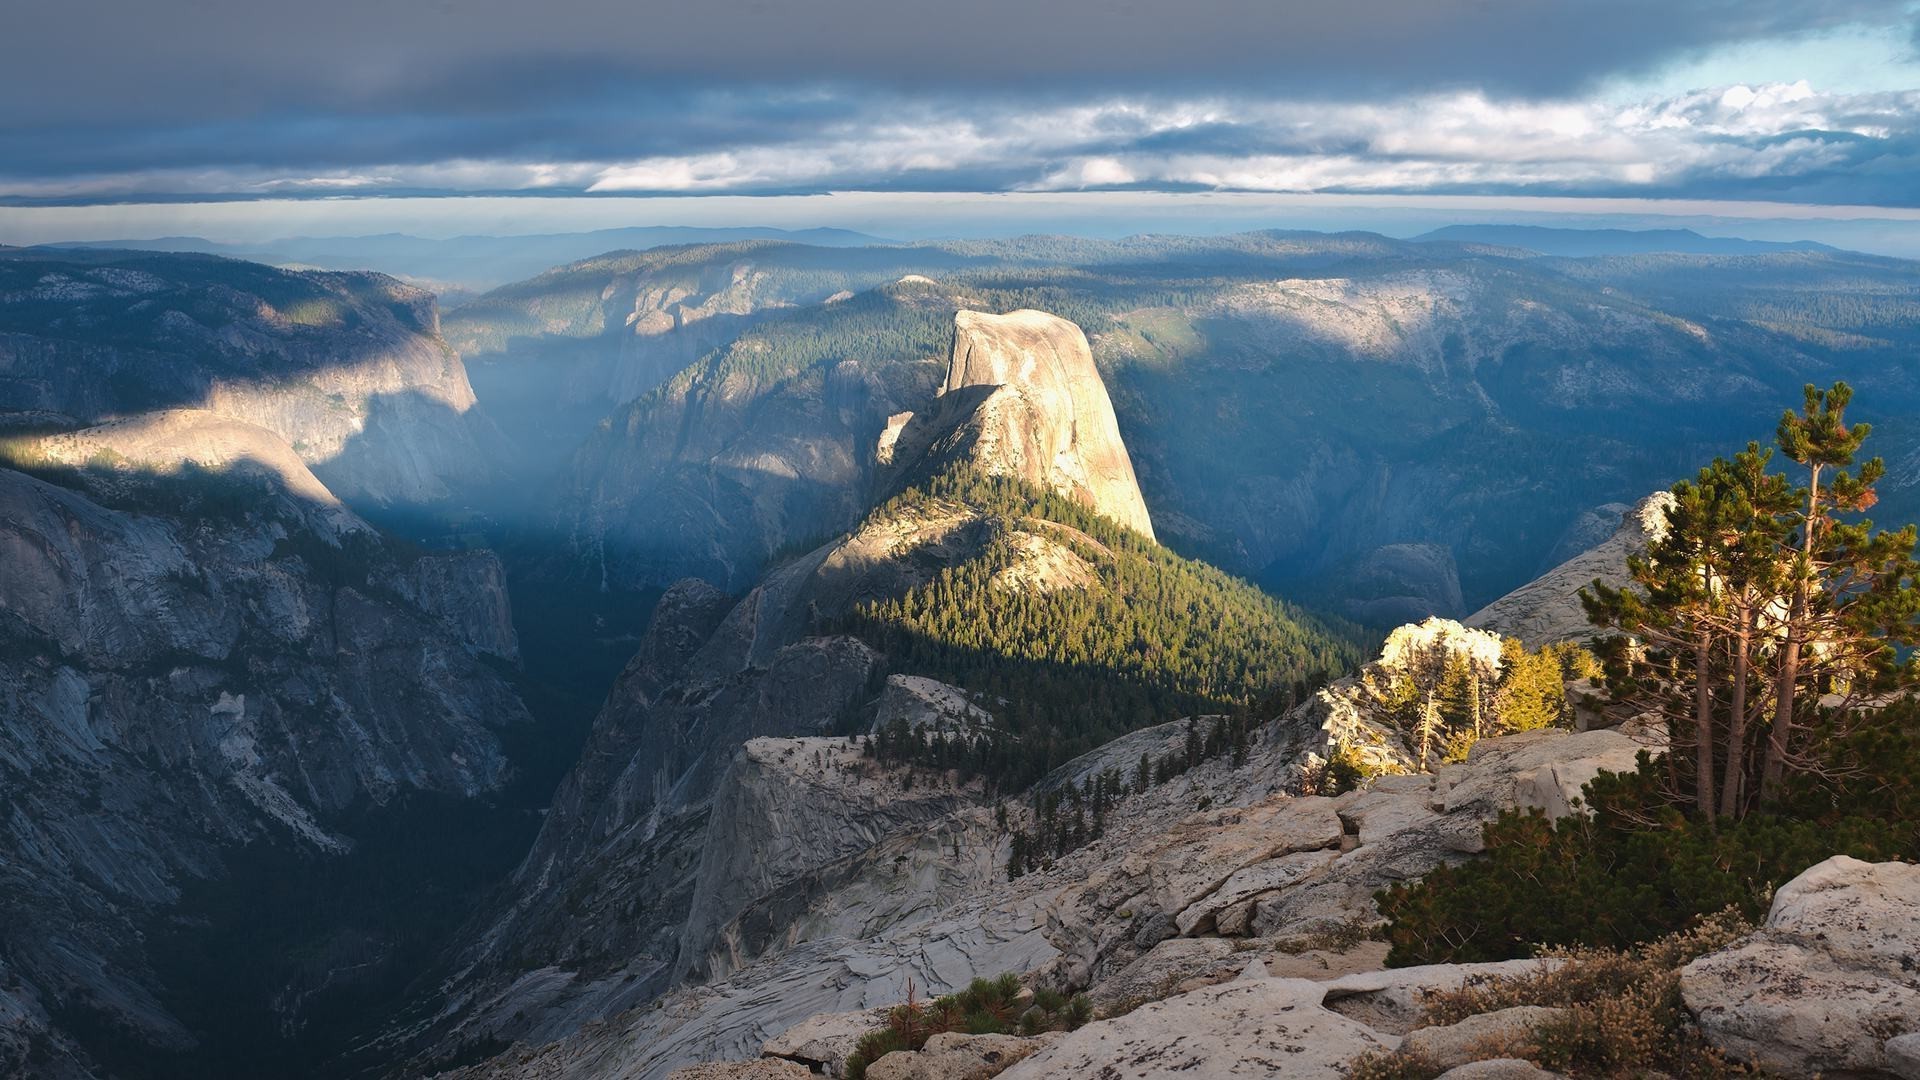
[938,309,1155,539]
[997,977,1392,1080]
[1681,856,1920,1078]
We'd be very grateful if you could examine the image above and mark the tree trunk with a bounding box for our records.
[1694,636,1717,820]
[1418,692,1435,771]
[1720,603,1754,819]
[1764,466,1822,802]
[1764,601,1806,801]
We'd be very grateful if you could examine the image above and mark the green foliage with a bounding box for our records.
[842,470,1362,793]
[1349,619,1589,770]
[1000,715,1257,878]
[1584,384,1920,819]
[1383,385,1920,968]
[1300,742,1388,797]
[1494,637,1582,733]
[842,975,1090,1079]
[1378,704,1920,965]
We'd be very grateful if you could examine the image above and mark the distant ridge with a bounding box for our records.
[1413,224,1839,258]
[35,225,893,291]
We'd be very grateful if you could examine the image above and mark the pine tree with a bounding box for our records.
[1584,384,1920,821]
[1491,637,1563,733]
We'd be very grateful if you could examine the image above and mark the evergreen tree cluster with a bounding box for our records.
[1004,714,1254,879]
[1344,618,1598,771]
[1380,383,1920,966]
[1379,708,1920,965]
[1583,382,1920,820]
[838,470,1362,793]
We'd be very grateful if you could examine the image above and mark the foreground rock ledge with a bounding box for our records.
[1681,855,1920,1078]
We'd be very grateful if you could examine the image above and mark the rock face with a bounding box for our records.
[866,1031,1055,1080]
[924,309,1154,539]
[997,977,1393,1080]
[0,460,531,1074]
[437,719,1648,1080]
[873,674,994,735]
[759,1007,895,1075]
[1681,856,1920,1077]
[421,311,1165,1061]
[0,247,500,505]
[1400,1005,1565,1067]
[567,301,1156,594]
[674,736,988,984]
[416,529,983,1056]
[1887,1033,1920,1080]
[563,281,950,592]
[1342,542,1465,625]
[1466,493,1673,645]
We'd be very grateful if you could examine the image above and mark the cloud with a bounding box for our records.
[4,1,1917,207]
[8,82,1919,207]
[10,0,1912,118]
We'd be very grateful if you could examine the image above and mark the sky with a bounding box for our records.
[5,0,1920,247]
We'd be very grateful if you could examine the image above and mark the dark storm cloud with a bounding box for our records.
[8,0,1909,123]
[3,0,1918,204]
[0,89,860,176]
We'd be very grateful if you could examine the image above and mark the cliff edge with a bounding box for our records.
[930,309,1155,540]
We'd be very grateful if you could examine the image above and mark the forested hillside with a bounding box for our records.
[841,470,1365,790]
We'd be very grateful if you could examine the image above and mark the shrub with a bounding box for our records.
[1348,1048,1444,1080]
[1418,909,1750,1024]
[1351,916,1755,1080]
[1378,717,1920,966]
[842,975,1091,1079]
[1300,743,1386,797]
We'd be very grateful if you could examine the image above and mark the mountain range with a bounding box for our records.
[1,227,1917,1079]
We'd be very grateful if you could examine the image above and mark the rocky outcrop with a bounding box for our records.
[998,976,1393,1080]
[439,717,1648,1080]
[417,543,916,1056]
[0,461,531,1072]
[0,247,500,505]
[1436,1060,1562,1080]
[1888,1034,1920,1080]
[674,737,990,984]
[1031,728,1641,1003]
[919,309,1154,539]
[563,282,951,592]
[1681,855,1920,1077]
[427,369,1159,1060]
[1400,1005,1565,1066]
[759,1007,894,1075]
[568,300,1156,595]
[873,675,994,735]
[866,1031,1056,1080]
[1466,493,1673,645]
[1316,960,1556,1035]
